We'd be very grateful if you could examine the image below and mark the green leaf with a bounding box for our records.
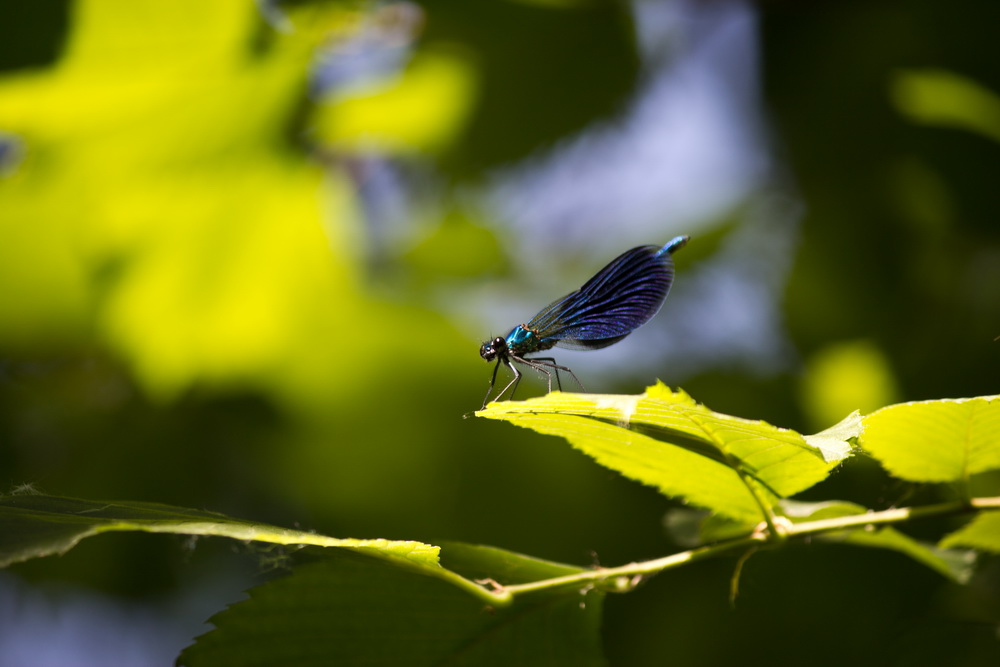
[477,384,857,523]
[2,495,609,664]
[940,512,1000,554]
[780,500,975,583]
[0,494,438,571]
[859,395,1000,482]
[179,547,606,667]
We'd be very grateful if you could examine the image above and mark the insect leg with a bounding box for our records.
[512,356,554,392]
[526,356,560,391]
[496,357,522,402]
[481,359,505,409]
[527,357,586,393]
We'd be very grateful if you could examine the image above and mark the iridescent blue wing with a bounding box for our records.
[526,236,687,351]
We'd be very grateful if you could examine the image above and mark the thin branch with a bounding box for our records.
[500,535,763,598]
[483,496,1000,602]
[731,462,783,540]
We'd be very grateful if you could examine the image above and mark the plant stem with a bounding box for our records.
[730,462,782,540]
[487,496,1000,602]
[499,535,763,599]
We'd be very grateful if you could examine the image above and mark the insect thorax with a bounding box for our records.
[505,325,552,355]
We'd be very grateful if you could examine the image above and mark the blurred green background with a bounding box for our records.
[1,0,998,664]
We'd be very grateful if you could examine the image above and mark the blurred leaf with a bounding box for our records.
[859,396,1000,483]
[0,0,470,406]
[663,508,713,548]
[801,340,898,431]
[180,547,605,667]
[779,500,974,583]
[477,383,857,522]
[0,0,362,394]
[887,157,955,235]
[0,494,438,570]
[891,69,1000,143]
[940,512,1000,554]
[314,45,478,154]
[403,210,504,280]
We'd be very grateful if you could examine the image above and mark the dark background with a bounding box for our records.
[1,0,998,664]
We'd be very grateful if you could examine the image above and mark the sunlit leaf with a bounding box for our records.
[180,546,605,667]
[940,512,1000,554]
[477,384,857,522]
[859,395,1000,482]
[0,494,438,570]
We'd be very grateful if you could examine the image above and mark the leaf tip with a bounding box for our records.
[804,410,863,463]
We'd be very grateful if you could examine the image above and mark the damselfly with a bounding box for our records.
[480,235,689,408]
